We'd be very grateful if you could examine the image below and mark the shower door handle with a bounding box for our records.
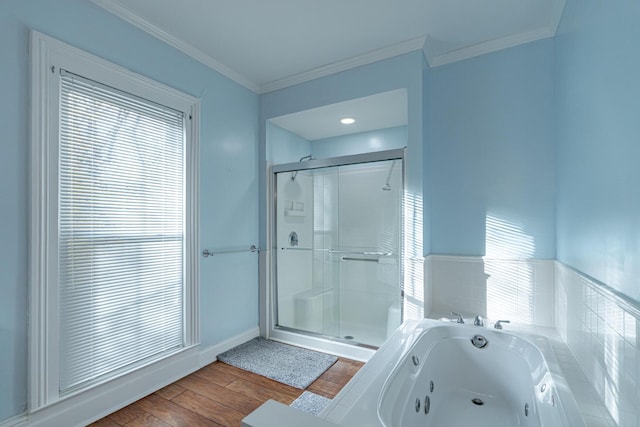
[341,257,380,262]
[337,250,393,262]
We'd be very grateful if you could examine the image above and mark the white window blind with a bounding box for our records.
[58,70,186,393]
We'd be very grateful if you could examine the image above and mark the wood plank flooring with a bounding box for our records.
[90,356,364,427]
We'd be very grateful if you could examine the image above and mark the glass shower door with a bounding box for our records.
[274,156,402,347]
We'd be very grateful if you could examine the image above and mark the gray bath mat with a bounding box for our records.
[290,391,332,415]
[216,337,337,389]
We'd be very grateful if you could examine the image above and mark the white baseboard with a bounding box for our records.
[17,327,260,427]
[28,347,201,427]
[0,414,27,427]
[198,327,260,367]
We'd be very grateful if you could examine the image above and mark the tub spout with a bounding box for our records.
[494,319,511,330]
[473,315,484,327]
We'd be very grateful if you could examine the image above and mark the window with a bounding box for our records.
[30,32,199,407]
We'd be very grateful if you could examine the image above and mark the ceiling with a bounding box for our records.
[269,89,407,140]
[93,0,566,94]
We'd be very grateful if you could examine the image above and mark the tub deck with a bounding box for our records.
[242,318,613,427]
[321,319,585,427]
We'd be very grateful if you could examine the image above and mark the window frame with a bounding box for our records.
[29,31,200,409]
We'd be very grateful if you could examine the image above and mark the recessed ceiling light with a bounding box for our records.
[340,117,355,125]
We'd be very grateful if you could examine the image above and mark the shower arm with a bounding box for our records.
[290,154,316,182]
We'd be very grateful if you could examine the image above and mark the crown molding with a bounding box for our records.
[91,0,261,93]
[92,0,565,91]
[426,26,555,68]
[549,0,567,35]
[426,0,565,68]
[259,36,427,94]
[92,0,426,94]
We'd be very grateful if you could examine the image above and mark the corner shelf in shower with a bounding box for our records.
[284,200,305,216]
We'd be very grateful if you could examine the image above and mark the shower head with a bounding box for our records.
[382,160,396,191]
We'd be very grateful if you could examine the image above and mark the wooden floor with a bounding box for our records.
[90,356,364,427]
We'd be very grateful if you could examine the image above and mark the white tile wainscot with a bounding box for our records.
[555,262,640,427]
[425,255,555,326]
[424,255,638,426]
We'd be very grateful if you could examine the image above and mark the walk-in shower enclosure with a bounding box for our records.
[272,150,404,348]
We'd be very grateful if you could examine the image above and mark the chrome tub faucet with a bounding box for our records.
[494,319,511,330]
[451,312,464,324]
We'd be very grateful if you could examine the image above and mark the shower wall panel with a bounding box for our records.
[276,171,315,330]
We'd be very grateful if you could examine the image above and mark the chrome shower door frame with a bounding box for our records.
[267,148,406,360]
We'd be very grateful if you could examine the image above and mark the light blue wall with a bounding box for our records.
[310,126,407,159]
[556,0,640,302]
[259,52,425,253]
[266,122,311,164]
[0,0,259,421]
[426,39,556,259]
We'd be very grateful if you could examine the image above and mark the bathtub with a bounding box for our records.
[321,319,585,427]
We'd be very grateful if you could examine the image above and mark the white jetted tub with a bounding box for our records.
[321,319,585,427]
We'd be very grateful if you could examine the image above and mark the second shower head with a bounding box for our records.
[382,160,396,191]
